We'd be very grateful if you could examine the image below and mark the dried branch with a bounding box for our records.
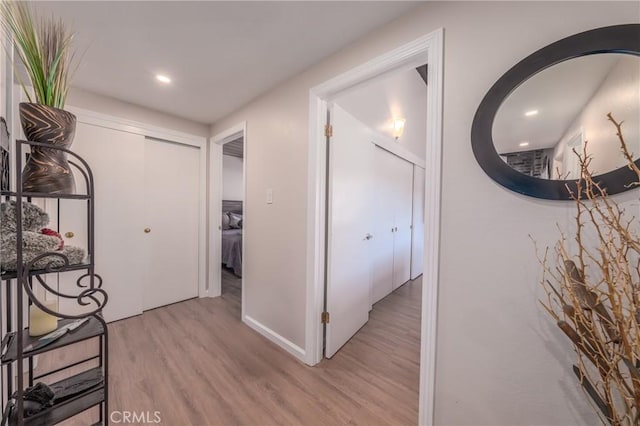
[538,115,640,425]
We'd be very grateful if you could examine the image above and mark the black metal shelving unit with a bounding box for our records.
[0,138,109,425]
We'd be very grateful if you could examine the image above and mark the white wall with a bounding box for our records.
[0,37,5,119]
[67,87,210,137]
[222,155,244,201]
[553,55,639,178]
[334,67,427,160]
[210,2,639,424]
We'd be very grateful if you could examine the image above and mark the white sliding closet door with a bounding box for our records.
[372,147,395,304]
[58,123,145,322]
[143,138,200,310]
[392,156,414,289]
[58,125,201,320]
[371,147,414,303]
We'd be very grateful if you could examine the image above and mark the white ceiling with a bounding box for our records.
[493,54,621,154]
[335,67,427,160]
[30,1,419,125]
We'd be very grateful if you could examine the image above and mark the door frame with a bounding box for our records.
[61,104,209,301]
[305,29,444,425]
[209,122,247,319]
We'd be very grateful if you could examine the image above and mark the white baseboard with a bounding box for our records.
[243,315,306,362]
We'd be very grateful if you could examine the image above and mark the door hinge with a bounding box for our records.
[321,311,330,324]
[324,124,333,138]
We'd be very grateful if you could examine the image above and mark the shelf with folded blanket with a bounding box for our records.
[0,139,109,425]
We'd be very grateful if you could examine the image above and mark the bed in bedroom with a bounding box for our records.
[221,200,243,277]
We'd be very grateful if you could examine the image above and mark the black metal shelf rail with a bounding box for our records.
[1,139,109,425]
[1,261,92,281]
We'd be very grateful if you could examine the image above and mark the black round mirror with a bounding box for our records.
[471,24,640,200]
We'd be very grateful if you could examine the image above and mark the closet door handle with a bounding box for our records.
[364,233,373,240]
[65,231,74,238]
[144,227,151,233]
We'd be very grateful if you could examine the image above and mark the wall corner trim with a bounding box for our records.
[66,105,206,148]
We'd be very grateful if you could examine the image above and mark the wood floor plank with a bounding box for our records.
[33,275,421,425]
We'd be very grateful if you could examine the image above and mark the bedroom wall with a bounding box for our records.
[67,87,209,137]
[210,2,639,424]
[222,154,244,201]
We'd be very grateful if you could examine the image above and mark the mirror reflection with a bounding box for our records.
[493,54,639,180]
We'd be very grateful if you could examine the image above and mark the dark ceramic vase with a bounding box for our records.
[20,102,77,194]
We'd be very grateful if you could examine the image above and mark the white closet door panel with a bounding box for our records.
[143,138,200,310]
[58,123,145,322]
[326,105,374,358]
[371,147,395,304]
[411,166,425,279]
[392,154,413,289]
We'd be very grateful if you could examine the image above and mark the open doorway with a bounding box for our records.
[220,138,244,305]
[306,30,443,425]
[209,123,246,319]
[323,64,427,357]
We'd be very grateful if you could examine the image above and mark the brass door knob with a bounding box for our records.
[65,231,74,238]
[144,227,151,233]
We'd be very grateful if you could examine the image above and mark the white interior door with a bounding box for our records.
[371,147,395,304]
[411,166,425,279]
[143,138,200,310]
[392,156,414,289]
[58,123,145,322]
[325,105,374,358]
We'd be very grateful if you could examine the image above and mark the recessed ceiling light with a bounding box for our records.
[519,141,530,147]
[156,74,171,84]
[524,110,538,117]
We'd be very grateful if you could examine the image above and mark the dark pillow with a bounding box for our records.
[229,212,243,229]
[221,212,231,230]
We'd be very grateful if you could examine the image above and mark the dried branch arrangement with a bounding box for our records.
[539,114,640,425]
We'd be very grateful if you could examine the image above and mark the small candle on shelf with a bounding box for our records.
[29,300,58,337]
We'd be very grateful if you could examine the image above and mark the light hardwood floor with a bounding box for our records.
[37,276,422,425]
[221,267,242,306]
